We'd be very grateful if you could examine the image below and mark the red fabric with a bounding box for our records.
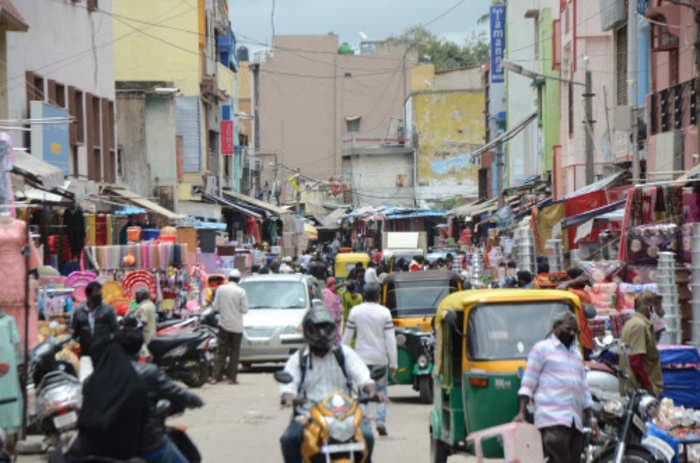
[564,191,607,248]
[629,354,652,391]
[569,288,593,351]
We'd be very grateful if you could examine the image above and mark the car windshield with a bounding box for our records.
[467,301,572,361]
[240,280,308,309]
[389,280,449,317]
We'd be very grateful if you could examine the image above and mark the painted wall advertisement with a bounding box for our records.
[221,120,234,155]
[30,101,71,175]
[490,5,506,84]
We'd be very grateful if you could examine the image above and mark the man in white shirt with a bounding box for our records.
[280,308,379,463]
[342,282,397,436]
[211,269,248,384]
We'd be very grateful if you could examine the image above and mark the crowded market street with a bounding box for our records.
[17,372,483,462]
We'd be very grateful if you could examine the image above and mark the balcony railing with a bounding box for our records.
[649,79,697,136]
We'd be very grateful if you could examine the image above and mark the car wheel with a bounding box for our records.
[419,376,434,404]
[430,436,449,463]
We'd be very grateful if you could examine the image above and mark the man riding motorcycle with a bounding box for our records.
[279,308,381,463]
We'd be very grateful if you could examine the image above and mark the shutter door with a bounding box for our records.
[176,96,201,173]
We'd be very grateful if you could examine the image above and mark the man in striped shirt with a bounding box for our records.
[514,311,594,463]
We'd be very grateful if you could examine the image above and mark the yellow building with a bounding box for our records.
[113,0,239,216]
[406,66,485,203]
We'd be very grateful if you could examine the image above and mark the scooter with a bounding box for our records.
[274,367,385,463]
[584,336,674,463]
[148,329,212,388]
[27,336,82,449]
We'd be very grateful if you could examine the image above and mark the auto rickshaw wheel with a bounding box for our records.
[430,436,449,463]
[418,376,434,404]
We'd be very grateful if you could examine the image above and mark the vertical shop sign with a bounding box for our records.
[490,5,506,84]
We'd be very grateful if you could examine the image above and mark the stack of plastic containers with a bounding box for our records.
[657,251,681,345]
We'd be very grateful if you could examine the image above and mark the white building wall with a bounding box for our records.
[505,0,539,186]
[6,0,114,138]
[145,95,177,188]
[351,153,413,208]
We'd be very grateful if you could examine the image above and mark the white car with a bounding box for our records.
[239,274,323,365]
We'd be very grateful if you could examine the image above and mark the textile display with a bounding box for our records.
[84,243,190,271]
[535,202,567,254]
[65,271,98,303]
[682,187,700,223]
[85,213,96,246]
[625,265,657,284]
[564,190,608,247]
[586,283,618,315]
[0,315,22,432]
[654,186,682,224]
[63,206,86,256]
[579,260,625,282]
[176,227,197,254]
[680,224,696,263]
[617,282,658,311]
[626,224,678,265]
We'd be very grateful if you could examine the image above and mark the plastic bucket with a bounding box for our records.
[127,226,142,242]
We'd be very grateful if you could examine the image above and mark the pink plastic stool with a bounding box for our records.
[466,422,545,463]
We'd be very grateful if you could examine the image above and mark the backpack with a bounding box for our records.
[297,346,352,396]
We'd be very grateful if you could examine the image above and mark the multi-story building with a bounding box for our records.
[113,0,238,219]
[7,0,116,183]
[255,35,416,206]
[406,65,485,206]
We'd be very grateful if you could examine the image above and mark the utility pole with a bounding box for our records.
[584,69,596,185]
[628,0,640,182]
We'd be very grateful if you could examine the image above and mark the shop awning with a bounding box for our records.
[305,223,318,240]
[561,199,626,229]
[12,151,65,190]
[201,191,262,220]
[102,186,183,221]
[222,190,287,217]
[384,209,445,220]
[560,171,626,200]
[319,208,347,229]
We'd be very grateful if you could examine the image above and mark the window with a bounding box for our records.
[68,87,84,145]
[25,71,44,104]
[466,302,571,361]
[346,117,360,133]
[615,25,628,106]
[239,281,308,309]
[568,81,574,137]
[55,83,66,108]
[117,146,124,178]
[72,145,79,177]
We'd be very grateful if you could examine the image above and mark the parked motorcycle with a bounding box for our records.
[274,367,385,463]
[584,336,674,463]
[147,328,212,388]
[26,335,82,449]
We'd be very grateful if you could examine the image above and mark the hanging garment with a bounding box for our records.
[0,315,22,433]
[64,206,86,257]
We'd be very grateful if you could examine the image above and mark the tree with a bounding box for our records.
[387,25,489,72]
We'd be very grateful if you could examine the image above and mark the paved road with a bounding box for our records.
[18,366,483,461]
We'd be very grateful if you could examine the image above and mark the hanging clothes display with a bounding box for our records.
[0,314,22,433]
[0,218,40,350]
[63,205,86,257]
[0,133,15,216]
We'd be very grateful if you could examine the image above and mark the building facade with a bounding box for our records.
[113,0,238,216]
[7,0,116,183]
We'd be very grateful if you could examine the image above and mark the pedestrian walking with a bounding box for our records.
[133,288,157,345]
[322,277,343,341]
[71,281,118,380]
[514,311,595,463]
[620,291,664,397]
[342,282,397,436]
[340,281,363,323]
[211,269,248,385]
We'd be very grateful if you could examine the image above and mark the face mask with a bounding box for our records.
[557,331,575,348]
[650,310,665,333]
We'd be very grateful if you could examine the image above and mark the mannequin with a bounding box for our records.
[0,306,22,434]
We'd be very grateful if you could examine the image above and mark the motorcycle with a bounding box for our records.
[27,335,82,449]
[274,367,386,463]
[147,327,213,388]
[584,336,674,463]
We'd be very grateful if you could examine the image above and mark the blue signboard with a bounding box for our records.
[41,104,71,175]
[490,5,506,84]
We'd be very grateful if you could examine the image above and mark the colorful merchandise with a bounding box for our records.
[617,282,658,311]
[579,260,625,282]
[586,283,618,315]
[626,224,678,265]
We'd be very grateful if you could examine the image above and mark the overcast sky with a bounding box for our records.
[231,0,492,53]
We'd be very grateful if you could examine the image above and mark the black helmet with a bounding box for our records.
[302,308,336,353]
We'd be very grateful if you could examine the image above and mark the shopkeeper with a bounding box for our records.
[71,281,118,359]
[620,291,664,397]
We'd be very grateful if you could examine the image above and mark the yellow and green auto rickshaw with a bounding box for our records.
[429,289,583,462]
[334,252,370,283]
[381,270,464,403]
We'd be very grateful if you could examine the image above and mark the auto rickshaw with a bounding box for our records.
[334,252,370,282]
[381,271,463,403]
[429,289,583,462]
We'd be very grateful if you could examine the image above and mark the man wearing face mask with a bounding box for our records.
[620,291,664,397]
[71,282,118,363]
[514,311,594,463]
